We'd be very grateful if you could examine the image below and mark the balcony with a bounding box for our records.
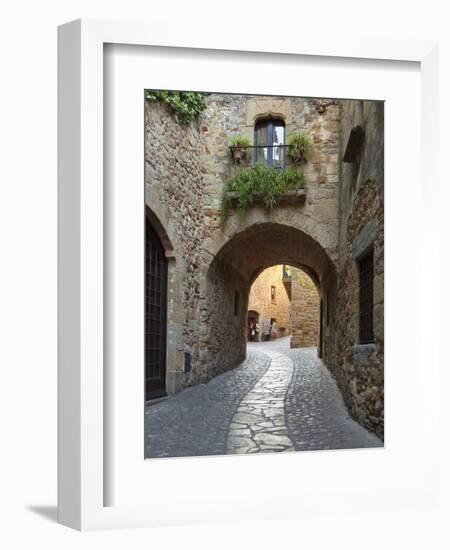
[229,144,304,170]
[221,145,306,220]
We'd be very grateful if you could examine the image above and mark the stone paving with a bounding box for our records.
[227,350,295,454]
[283,346,382,451]
[145,351,272,458]
[145,337,382,458]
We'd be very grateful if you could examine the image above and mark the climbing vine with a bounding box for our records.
[220,163,305,222]
[145,90,207,124]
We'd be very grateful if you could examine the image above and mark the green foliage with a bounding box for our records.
[228,135,252,148]
[292,268,316,290]
[220,163,305,222]
[287,132,313,161]
[145,90,207,124]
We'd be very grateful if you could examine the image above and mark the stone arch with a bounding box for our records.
[145,205,174,258]
[206,222,335,287]
[239,97,293,146]
[248,263,320,347]
[249,261,320,293]
[245,97,293,127]
[254,112,286,124]
[196,221,337,381]
[203,208,338,269]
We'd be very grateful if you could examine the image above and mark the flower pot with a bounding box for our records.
[288,147,304,164]
[231,146,246,164]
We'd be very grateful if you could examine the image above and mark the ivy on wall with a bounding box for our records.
[145,90,207,124]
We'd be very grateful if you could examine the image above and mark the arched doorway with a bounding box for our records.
[145,217,168,400]
[201,222,337,378]
[247,263,320,346]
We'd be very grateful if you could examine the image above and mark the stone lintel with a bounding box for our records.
[245,98,292,127]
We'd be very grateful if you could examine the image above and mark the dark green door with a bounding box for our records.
[145,219,168,400]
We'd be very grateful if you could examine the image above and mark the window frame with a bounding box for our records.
[270,285,276,303]
[357,247,374,344]
[253,117,286,169]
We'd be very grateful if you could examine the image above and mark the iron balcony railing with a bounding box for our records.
[229,144,305,170]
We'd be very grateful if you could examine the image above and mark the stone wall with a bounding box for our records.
[145,101,207,392]
[196,258,247,384]
[331,100,384,438]
[290,268,320,348]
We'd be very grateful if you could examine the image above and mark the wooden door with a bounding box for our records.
[145,219,168,400]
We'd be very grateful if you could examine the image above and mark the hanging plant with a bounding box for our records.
[228,135,252,164]
[220,163,305,222]
[287,132,313,163]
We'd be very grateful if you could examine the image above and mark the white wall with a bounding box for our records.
[0,1,449,548]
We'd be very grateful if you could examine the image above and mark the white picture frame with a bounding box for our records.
[58,18,440,531]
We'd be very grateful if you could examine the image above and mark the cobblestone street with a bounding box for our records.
[145,337,382,458]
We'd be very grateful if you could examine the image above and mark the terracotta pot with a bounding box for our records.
[231,146,246,163]
[288,146,304,163]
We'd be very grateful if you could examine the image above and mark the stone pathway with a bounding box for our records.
[145,337,382,458]
[145,351,272,458]
[227,350,295,453]
[283,345,382,451]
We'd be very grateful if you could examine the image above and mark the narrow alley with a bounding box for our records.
[145,337,382,458]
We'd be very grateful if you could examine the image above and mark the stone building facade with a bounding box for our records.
[145,93,384,438]
[332,100,384,437]
[248,265,291,340]
[247,264,320,347]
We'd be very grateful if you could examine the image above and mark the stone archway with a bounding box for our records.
[196,222,337,383]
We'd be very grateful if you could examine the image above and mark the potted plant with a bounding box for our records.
[287,132,313,163]
[228,135,251,164]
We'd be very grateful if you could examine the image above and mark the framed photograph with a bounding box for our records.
[58,19,439,530]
